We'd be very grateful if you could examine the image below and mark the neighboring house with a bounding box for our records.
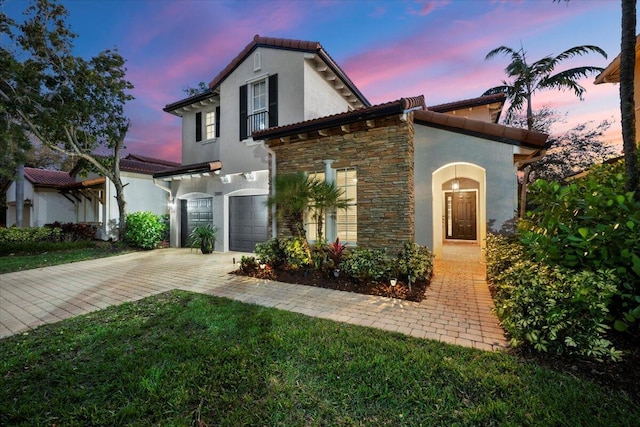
[254,95,548,258]
[594,33,640,141]
[5,154,178,239]
[154,35,369,252]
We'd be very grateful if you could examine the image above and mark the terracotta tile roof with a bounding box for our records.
[254,94,547,149]
[414,109,548,148]
[58,177,106,190]
[164,34,370,113]
[23,168,76,187]
[153,161,222,179]
[428,93,506,113]
[120,154,181,175]
[253,96,425,140]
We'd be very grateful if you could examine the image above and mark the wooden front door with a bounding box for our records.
[445,191,477,240]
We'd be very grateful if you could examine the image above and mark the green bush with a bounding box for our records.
[341,247,389,282]
[0,226,62,243]
[44,222,97,241]
[239,255,258,273]
[255,238,287,267]
[485,233,524,283]
[282,237,311,269]
[522,161,640,331]
[124,212,166,250]
[492,258,621,361]
[395,242,433,282]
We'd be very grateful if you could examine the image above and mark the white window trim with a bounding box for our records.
[202,110,217,143]
[242,73,270,146]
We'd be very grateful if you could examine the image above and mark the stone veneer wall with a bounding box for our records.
[268,114,415,254]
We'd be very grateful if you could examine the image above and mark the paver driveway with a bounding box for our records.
[0,244,506,350]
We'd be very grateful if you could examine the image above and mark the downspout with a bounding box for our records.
[263,142,277,238]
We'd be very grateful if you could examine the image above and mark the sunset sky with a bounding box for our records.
[5,0,624,163]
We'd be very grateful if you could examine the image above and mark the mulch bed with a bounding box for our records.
[233,266,429,302]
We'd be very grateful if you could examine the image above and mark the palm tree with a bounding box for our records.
[620,0,639,197]
[483,44,607,130]
[309,180,351,241]
[266,172,313,239]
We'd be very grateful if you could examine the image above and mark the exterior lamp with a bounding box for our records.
[390,278,397,287]
[452,164,460,193]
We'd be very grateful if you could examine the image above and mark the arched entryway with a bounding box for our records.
[432,163,486,259]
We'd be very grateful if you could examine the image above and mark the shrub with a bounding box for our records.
[44,222,96,241]
[326,237,346,270]
[239,255,258,273]
[0,226,61,244]
[282,237,311,269]
[125,212,166,250]
[255,238,287,267]
[396,242,433,282]
[492,258,621,361]
[341,248,389,282]
[522,161,640,331]
[485,233,524,283]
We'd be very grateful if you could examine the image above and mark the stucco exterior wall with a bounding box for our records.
[167,170,268,251]
[414,124,517,256]
[269,115,415,254]
[303,60,353,120]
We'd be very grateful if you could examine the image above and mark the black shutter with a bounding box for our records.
[268,74,278,127]
[239,84,248,140]
[215,106,220,138]
[195,112,202,142]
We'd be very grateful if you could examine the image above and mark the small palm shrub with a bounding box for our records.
[125,212,166,250]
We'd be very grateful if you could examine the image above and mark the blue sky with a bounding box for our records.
[4,0,623,162]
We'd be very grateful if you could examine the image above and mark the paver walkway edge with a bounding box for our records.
[0,244,507,350]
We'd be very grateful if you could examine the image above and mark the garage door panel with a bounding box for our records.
[230,195,268,252]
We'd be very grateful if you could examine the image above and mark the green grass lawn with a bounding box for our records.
[1,291,637,427]
[0,246,131,274]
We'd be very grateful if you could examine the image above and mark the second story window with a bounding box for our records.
[239,74,278,141]
[205,111,216,140]
[251,80,267,131]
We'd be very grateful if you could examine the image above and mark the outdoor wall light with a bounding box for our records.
[452,164,460,193]
[244,172,256,182]
[220,175,231,184]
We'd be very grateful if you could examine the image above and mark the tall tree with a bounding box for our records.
[483,44,607,130]
[620,0,639,197]
[0,0,133,239]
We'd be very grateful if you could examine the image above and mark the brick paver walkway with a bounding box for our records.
[0,244,507,350]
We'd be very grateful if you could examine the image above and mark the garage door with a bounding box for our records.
[180,198,213,247]
[229,195,268,252]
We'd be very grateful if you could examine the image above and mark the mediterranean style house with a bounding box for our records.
[154,35,369,252]
[254,95,548,258]
[4,154,178,238]
[156,35,549,256]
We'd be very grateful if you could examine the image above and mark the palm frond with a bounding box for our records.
[485,45,519,61]
[552,45,607,64]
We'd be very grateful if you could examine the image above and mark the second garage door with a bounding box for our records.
[229,195,268,252]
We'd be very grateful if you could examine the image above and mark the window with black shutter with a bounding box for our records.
[215,106,220,138]
[239,84,248,140]
[195,112,202,142]
[268,74,278,127]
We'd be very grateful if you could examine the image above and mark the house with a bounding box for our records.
[154,35,369,252]
[594,33,640,141]
[5,154,178,238]
[254,95,548,258]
